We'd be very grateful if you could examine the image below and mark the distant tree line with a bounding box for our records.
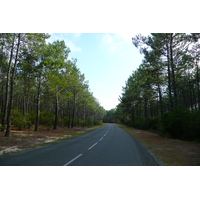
[103,109,118,123]
[0,33,105,137]
[116,33,200,141]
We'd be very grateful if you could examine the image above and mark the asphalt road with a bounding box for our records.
[0,124,159,166]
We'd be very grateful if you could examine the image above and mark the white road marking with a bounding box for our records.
[63,154,83,166]
[64,125,112,165]
[88,142,98,150]
[106,125,112,134]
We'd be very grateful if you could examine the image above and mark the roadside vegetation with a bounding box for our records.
[0,33,105,138]
[114,33,200,142]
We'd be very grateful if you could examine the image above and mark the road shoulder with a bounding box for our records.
[117,124,200,166]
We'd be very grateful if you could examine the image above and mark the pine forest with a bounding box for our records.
[0,33,105,137]
[114,33,200,141]
[1,33,200,142]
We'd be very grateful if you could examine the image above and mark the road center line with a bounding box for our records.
[99,137,104,141]
[88,142,98,150]
[106,125,111,134]
[63,154,83,166]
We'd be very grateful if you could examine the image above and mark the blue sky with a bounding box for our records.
[48,33,144,110]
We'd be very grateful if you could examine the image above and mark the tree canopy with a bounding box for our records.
[0,33,105,136]
[116,33,200,141]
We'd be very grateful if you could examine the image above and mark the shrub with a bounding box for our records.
[27,110,36,125]
[11,109,32,130]
[40,110,54,129]
[78,119,85,127]
[160,106,190,140]
[148,117,161,131]
[85,119,94,127]
[189,110,200,140]
[62,117,70,127]
[94,120,103,126]
[133,117,147,129]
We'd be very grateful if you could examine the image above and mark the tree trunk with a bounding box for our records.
[71,88,76,128]
[131,103,135,122]
[34,79,41,131]
[83,104,86,127]
[93,113,96,125]
[5,34,21,137]
[166,42,173,110]
[169,33,178,108]
[0,80,4,114]
[196,61,200,110]
[1,34,15,131]
[23,92,26,116]
[157,76,163,116]
[68,98,71,128]
[188,80,193,111]
[144,96,148,128]
[53,92,59,129]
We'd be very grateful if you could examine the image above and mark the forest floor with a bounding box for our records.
[0,125,103,157]
[118,124,200,166]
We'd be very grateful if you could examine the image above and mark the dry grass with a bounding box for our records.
[118,124,200,166]
[0,125,102,157]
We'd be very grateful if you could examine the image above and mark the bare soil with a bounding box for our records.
[119,125,200,166]
[0,125,100,157]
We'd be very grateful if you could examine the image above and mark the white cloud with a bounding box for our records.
[65,39,82,52]
[100,34,123,52]
[100,33,148,53]
[105,35,114,44]
[47,33,82,52]
[72,33,82,40]
[93,81,104,89]
[98,95,120,110]
[117,33,135,43]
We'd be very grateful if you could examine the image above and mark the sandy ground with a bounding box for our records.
[0,126,96,157]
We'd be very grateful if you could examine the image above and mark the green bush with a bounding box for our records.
[125,120,134,127]
[62,116,70,127]
[148,117,161,130]
[40,110,54,129]
[121,105,200,141]
[78,119,85,127]
[160,106,191,140]
[94,120,103,126]
[11,109,32,130]
[133,117,147,129]
[189,110,200,140]
[27,110,36,125]
[85,119,94,127]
